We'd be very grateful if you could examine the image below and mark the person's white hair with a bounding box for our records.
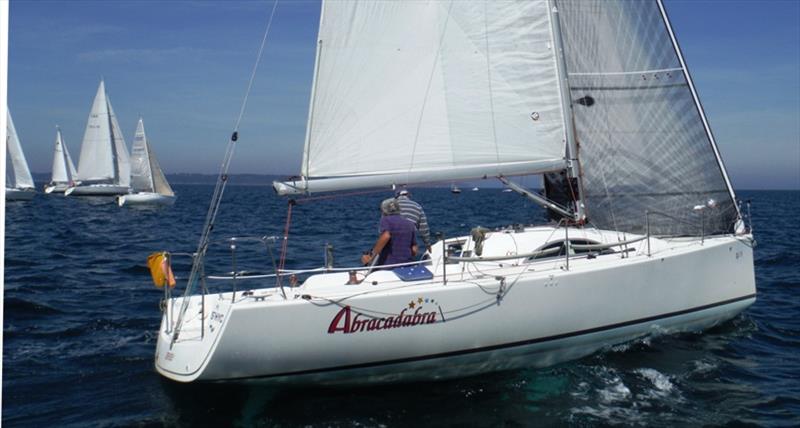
[381,198,400,215]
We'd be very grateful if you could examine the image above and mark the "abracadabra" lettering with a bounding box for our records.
[328,306,437,334]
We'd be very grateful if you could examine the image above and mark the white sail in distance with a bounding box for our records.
[277,0,567,194]
[50,128,77,185]
[75,80,130,185]
[6,109,35,189]
[130,118,174,196]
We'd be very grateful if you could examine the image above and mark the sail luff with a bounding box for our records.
[656,0,739,219]
[6,110,35,189]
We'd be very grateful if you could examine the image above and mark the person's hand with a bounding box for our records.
[361,253,373,265]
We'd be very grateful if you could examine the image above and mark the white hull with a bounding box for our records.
[155,227,756,385]
[65,184,130,196]
[44,183,71,194]
[117,192,175,207]
[5,188,36,201]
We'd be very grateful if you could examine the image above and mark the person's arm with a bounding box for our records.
[418,207,432,252]
[361,231,391,265]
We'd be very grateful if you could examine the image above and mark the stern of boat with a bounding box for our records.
[154,293,232,382]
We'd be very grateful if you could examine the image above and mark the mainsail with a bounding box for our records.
[276,0,567,194]
[6,109,35,190]
[76,80,130,186]
[130,118,174,196]
[551,0,738,236]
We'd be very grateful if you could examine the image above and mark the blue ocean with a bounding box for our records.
[3,185,799,426]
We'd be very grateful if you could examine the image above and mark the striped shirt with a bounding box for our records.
[396,195,431,247]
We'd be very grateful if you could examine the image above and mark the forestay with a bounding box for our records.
[6,110,35,189]
[553,0,738,236]
[276,0,567,194]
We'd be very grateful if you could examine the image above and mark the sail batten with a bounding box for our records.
[297,0,567,193]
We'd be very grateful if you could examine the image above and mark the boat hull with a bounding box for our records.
[117,193,175,207]
[5,188,36,201]
[65,184,130,196]
[155,232,756,385]
[44,183,70,194]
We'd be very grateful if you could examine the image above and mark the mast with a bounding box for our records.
[300,0,326,180]
[549,0,586,222]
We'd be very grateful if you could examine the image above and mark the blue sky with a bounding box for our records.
[7,0,799,189]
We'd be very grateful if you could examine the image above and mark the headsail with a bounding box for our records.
[276,0,567,195]
[552,0,738,236]
[6,109,35,189]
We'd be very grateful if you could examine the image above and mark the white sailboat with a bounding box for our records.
[117,118,175,206]
[450,184,461,194]
[44,127,79,194]
[155,0,756,385]
[66,80,131,196]
[5,109,36,201]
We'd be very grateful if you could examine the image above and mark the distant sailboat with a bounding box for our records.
[117,118,175,206]
[450,184,461,194]
[66,80,131,196]
[471,187,479,192]
[44,127,79,194]
[5,109,36,201]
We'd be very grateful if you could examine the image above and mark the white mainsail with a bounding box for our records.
[6,109,35,190]
[277,0,567,194]
[50,128,77,186]
[75,80,130,186]
[129,118,174,196]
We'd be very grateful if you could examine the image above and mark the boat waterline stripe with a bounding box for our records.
[217,293,756,382]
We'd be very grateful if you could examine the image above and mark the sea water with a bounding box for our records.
[3,186,799,426]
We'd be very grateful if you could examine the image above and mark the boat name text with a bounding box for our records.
[328,306,436,334]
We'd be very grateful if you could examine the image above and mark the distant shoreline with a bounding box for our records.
[29,172,798,191]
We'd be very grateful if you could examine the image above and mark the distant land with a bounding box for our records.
[28,173,797,190]
[29,173,510,188]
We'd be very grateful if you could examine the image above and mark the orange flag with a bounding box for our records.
[148,252,176,288]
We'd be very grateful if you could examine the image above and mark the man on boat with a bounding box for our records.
[361,198,417,267]
[395,189,432,254]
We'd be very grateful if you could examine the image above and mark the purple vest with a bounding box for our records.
[378,215,416,266]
